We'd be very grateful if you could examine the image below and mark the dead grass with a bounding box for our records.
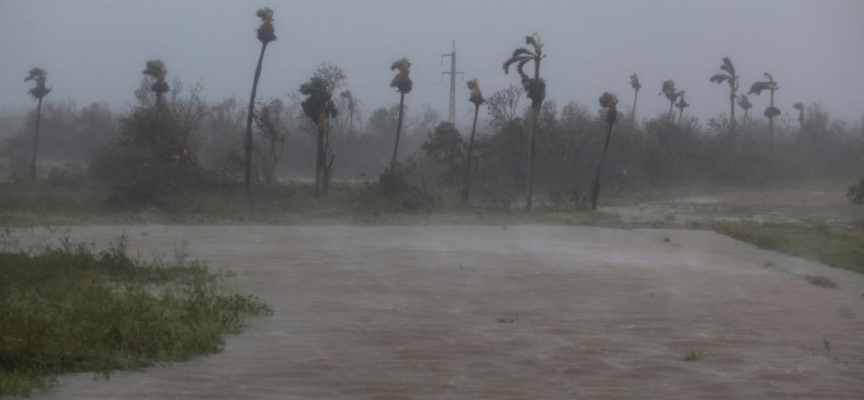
[805,275,838,289]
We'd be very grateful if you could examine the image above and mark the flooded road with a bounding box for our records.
[24,225,864,399]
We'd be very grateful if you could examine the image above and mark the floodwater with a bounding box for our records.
[22,225,864,399]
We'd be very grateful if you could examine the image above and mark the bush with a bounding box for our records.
[46,163,87,188]
[0,234,271,397]
[357,160,439,213]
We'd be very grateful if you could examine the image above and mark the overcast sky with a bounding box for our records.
[2,0,863,127]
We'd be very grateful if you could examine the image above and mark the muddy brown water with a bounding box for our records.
[20,225,864,399]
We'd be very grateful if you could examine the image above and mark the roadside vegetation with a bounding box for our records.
[0,232,271,397]
[711,221,864,274]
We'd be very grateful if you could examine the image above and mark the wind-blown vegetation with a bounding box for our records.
[0,233,271,397]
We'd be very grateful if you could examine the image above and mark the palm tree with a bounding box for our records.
[591,92,618,211]
[24,67,51,180]
[340,90,356,169]
[748,73,780,153]
[244,7,277,198]
[143,60,169,102]
[300,76,339,196]
[389,58,412,165]
[461,79,485,204]
[629,73,641,130]
[793,102,805,147]
[659,80,678,121]
[503,32,546,212]
[709,57,740,141]
[738,94,752,127]
[675,91,689,125]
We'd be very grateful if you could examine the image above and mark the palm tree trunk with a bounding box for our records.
[461,104,480,204]
[591,122,615,211]
[668,101,674,122]
[769,90,775,154]
[678,108,683,125]
[315,117,325,196]
[29,97,43,180]
[729,94,737,148]
[323,117,333,195]
[630,89,638,131]
[743,109,748,128]
[391,92,405,166]
[244,42,268,198]
[525,58,541,213]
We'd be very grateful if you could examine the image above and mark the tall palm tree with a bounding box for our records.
[591,92,618,211]
[675,91,689,125]
[629,73,641,130]
[461,79,485,204]
[748,73,780,153]
[389,58,412,165]
[300,76,339,196]
[143,60,169,102]
[244,7,277,198]
[793,102,805,147]
[24,67,51,180]
[503,32,546,212]
[738,94,752,127]
[659,80,678,122]
[709,57,740,141]
[340,90,355,169]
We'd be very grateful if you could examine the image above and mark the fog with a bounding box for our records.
[2,0,863,123]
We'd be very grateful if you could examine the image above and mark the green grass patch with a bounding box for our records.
[712,221,864,274]
[0,234,271,397]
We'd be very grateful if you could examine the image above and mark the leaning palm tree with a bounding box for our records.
[461,79,485,204]
[748,73,780,153]
[591,92,618,211]
[629,73,641,130]
[793,102,805,147]
[243,7,278,198]
[503,32,546,212]
[738,94,752,127]
[659,80,678,122]
[24,67,51,180]
[300,76,338,196]
[389,58,412,165]
[709,57,740,141]
[675,91,689,125]
[143,60,169,102]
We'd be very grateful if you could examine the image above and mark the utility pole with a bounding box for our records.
[440,40,463,125]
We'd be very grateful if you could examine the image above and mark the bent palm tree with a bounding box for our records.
[749,73,780,153]
[143,60,169,102]
[591,92,618,211]
[659,80,678,122]
[389,58,412,165]
[738,94,752,127]
[300,76,339,196]
[630,73,641,130]
[793,102,805,147]
[503,32,546,212]
[675,91,689,125]
[461,79,485,204]
[24,67,51,180]
[709,57,740,143]
[244,7,277,198]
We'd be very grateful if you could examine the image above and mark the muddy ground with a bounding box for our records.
[17,224,864,399]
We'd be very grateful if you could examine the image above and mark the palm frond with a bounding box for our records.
[390,58,411,72]
[763,72,774,82]
[720,57,735,75]
[599,92,618,108]
[24,67,47,82]
[503,48,534,74]
[630,73,641,91]
[793,102,804,110]
[256,7,273,20]
[748,81,771,95]
[710,74,730,84]
[143,60,167,78]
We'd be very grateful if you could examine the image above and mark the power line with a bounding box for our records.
[440,41,464,125]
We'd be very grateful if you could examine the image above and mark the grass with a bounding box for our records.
[712,221,864,274]
[0,232,271,397]
[682,350,702,362]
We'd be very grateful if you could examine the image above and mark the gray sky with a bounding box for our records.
[2,0,863,126]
